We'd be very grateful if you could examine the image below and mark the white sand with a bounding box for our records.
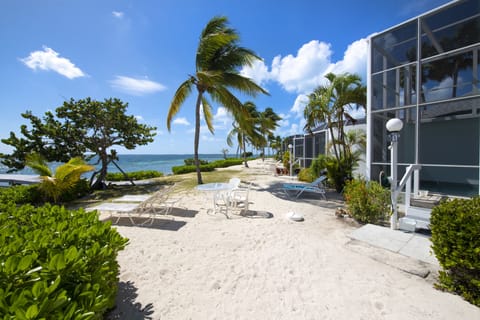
[105,160,480,319]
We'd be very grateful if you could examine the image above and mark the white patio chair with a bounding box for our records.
[228,181,252,216]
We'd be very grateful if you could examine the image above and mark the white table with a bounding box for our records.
[196,183,233,215]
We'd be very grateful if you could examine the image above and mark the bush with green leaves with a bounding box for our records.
[430,197,480,307]
[0,184,42,205]
[210,158,244,168]
[171,164,215,175]
[343,178,390,224]
[183,158,209,166]
[0,203,128,319]
[105,170,163,181]
[172,158,245,175]
[297,168,315,182]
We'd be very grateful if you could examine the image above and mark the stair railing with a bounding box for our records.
[391,164,422,229]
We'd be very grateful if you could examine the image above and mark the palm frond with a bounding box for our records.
[25,152,52,177]
[167,79,194,131]
[201,97,215,134]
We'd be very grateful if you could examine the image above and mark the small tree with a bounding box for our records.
[1,97,156,189]
[221,148,229,159]
[26,152,94,203]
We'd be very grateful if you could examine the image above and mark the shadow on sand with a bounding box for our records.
[104,206,199,230]
[254,181,345,210]
[106,281,155,320]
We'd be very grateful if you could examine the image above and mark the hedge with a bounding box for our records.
[171,158,245,175]
[0,203,128,319]
[105,170,163,181]
[430,197,480,307]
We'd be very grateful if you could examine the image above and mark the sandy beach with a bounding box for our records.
[103,160,479,320]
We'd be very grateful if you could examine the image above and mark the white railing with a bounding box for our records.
[391,164,422,228]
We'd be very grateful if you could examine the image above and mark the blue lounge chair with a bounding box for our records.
[283,176,327,199]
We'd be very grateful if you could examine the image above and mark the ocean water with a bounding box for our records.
[0,154,226,176]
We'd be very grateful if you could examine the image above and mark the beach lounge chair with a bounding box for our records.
[87,202,145,225]
[283,176,327,200]
[89,185,177,225]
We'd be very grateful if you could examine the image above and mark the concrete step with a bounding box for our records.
[399,206,431,231]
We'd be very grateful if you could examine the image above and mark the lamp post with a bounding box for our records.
[288,143,293,177]
[386,118,403,230]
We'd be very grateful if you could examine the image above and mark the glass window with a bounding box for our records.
[294,137,303,159]
[419,98,479,166]
[314,131,326,156]
[371,65,417,110]
[419,166,478,197]
[371,108,416,164]
[421,0,480,58]
[372,21,418,73]
[421,51,475,102]
[304,135,313,158]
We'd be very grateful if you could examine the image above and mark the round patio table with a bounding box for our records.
[196,183,233,214]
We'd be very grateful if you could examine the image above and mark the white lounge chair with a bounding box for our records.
[283,176,327,199]
[89,185,177,225]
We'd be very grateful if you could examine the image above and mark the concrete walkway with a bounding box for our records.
[346,224,440,279]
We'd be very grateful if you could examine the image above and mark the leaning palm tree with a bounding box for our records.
[167,16,268,184]
[26,152,94,203]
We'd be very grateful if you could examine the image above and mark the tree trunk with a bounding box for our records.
[194,93,203,184]
[243,136,249,168]
[91,152,109,189]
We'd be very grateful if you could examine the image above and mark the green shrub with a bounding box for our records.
[171,164,215,175]
[297,168,315,182]
[430,197,480,307]
[0,184,43,205]
[183,158,209,166]
[0,180,90,205]
[0,203,128,318]
[172,158,244,175]
[58,178,91,202]
[106,170,163,181]
[343,178,390,224]
[210,158,244,168]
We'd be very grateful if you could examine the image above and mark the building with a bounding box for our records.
[284,119,366,175]
[366,0,480,197]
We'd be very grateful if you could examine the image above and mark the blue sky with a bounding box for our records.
[0,0,451,155]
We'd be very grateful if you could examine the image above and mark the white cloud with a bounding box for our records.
[20,46,85,79]
[173,117,190,126]
[112,11,124,19]
[240,59,271,85]
[213,107,233,130]
[110,76,166,95]
[277,113,290,128]
[327,38,368,79]
[290,94,309,118]
[271,40,333,94]
[135,115,144,121]
[241,38,368,97]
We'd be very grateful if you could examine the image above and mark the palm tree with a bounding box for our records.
[26,152,94,203]
[258,107,281,161]
[304,72,366,161]
[167,16,268,184]
[303,72,366,192]
[227,101,264,168]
